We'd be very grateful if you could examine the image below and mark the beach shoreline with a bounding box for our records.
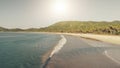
[42,35,67,68]
[55,33,120,45]
[1,32,120,45]
[46,35,120,68]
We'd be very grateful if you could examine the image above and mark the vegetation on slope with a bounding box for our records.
[0,27,8,31]
[43,21,120,35]
[0,27,24,32]
[0,21,120,35]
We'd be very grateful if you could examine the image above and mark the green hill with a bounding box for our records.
[0,27,8,31]
[43,21,120,35]
[0,21,120,35]
[0,27,24,32]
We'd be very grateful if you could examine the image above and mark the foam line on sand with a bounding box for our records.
[42,35,67,68]
[104,50,120,65]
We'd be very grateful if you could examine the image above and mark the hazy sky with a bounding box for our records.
[0,0,120,28]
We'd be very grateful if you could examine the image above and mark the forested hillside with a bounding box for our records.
[42,21,120,35]
[0,21,120,35]
[0,27,8,31]
[0,27,24,32]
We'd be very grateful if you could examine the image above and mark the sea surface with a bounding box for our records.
[0,32,61,68]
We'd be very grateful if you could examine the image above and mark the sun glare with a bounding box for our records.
[51,0,68,15]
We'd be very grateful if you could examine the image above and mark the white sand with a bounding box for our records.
[62,33,120,45]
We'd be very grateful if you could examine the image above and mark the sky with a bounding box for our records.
[0,0,120,28]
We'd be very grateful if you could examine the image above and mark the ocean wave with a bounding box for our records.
[49,35,67,57]
[42,35,67,68]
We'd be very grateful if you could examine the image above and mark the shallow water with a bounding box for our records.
[0,32,60,68]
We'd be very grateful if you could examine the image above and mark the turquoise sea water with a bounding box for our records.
[0,32,60,68]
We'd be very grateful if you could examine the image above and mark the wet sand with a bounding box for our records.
[46,35,120,68]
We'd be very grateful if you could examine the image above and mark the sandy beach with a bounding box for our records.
[45,34,120,68]
[61,33,120,45]
[5,32,120,45]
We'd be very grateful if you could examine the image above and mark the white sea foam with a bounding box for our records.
[104,50,120,64]
[49,35,67,58]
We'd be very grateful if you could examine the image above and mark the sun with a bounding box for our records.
[53,2,66,13]
[51,0,68,15]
